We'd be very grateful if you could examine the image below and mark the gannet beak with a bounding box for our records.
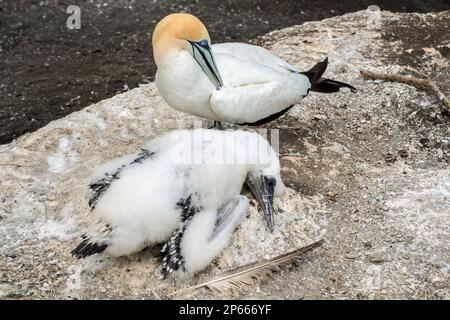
[188,39,223,89]
[246,173,276,231]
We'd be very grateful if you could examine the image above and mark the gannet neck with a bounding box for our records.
[152,13,210,66]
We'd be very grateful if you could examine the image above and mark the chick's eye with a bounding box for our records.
[266,177,276,188]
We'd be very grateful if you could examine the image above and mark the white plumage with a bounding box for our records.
[73,129,284,277]
[156,43,310,123]
[153,13,355,126]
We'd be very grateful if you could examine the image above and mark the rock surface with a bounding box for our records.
[1,9,449,299]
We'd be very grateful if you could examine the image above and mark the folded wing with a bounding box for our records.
[211,43,310,124]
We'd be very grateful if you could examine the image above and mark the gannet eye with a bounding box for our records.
[196,39,209,48]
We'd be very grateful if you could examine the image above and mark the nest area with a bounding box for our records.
[0,10,449,299]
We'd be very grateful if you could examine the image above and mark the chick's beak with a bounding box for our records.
[246,173,276,231]
[189,39,223,89]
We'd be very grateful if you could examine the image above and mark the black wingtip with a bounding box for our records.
[71,237,107,259]
[301,57,356,94]
[302,58,329,84]
[310,78,356,93]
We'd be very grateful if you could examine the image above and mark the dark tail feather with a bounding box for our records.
[301,57,329,84]
[71,235,107,259]
[301,57,356,93]
[311,78,356,93]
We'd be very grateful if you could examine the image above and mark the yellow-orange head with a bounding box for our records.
[152,13,210,65]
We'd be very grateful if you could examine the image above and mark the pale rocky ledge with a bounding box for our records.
[0,9,449,299]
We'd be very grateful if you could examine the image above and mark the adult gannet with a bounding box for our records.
[152,13,355,127]
[72,129,284,278]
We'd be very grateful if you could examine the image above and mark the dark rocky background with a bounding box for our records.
[1,0,449,144]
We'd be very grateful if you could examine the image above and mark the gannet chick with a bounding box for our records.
[72,129,284,278]
[152,13,355,128]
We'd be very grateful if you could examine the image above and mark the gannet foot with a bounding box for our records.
[208,121,238,130]
[208,120,224,130]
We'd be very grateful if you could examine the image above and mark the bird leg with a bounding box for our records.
[209,120,225,130]
[209,121,240,130]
